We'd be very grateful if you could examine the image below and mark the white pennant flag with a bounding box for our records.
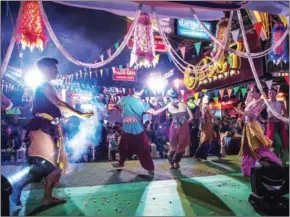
[231,29,240,42]
[265,80,273,89]
[180,89,185,96]
[180,46,186,59]
[276,85,280,93]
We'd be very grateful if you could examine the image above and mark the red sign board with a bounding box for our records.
[112,68,136,81]
[127,35,166,52]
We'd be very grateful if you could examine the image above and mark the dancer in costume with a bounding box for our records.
[112,88,173,173]
[11,58,94,206]
[164,88,193,169]
[266,87,289,164]
[235,85,281,177]
[194,95,216,161]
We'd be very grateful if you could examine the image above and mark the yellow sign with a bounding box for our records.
[184,41,244,90]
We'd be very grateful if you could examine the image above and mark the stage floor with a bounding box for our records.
[3,156,261,216]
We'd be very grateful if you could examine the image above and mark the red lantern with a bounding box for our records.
[17,1,47,51]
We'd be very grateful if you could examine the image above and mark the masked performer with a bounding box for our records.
[163,88,193,169]
[11,58,93,206]
[266,87,289,164]
[194,95,215,161]
[112,88,169,174]
[236,86,281,176]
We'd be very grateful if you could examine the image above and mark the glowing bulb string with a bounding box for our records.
[38,0,142,68]
[153,7,233,72]
[0,2,24,79]
[237,10,289,123]
[190,8,289,59]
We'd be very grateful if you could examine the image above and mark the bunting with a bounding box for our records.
[265,80,273,89]
[107,49,111,58]
[180,46,186,59]
[194,42,201,56]
[219,89,225,99]
[241,88,248,98]
[227,88,233,97]
[114,42,120,50]
[154,54,160,65]
[233,86,240,95]
[213,97,219,103]
[167,53,172,63]
[231,29,240,42]
[194,92,199,100]
[214,89,219,97]
[100,69,103,77]
[285,76,289,85]
[254,22,263,38]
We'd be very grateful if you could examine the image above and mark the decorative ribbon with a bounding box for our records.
[237,10,288,123]
[38,0,142,68]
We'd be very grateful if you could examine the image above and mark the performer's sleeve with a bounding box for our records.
[143,102,151,113]
[117,98,124,109]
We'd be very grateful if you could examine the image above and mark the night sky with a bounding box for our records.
[1,1,174,88]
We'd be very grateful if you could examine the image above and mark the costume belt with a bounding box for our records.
[123,117,138,124]
[35,113,68,173]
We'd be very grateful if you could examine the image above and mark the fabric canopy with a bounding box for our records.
[52,1,225,20]
[53,1,289,20]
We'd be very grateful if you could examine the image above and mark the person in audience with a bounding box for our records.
[266,87,289,164]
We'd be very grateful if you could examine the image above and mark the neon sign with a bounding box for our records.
[184,41,244,90]
[177,19,213,40]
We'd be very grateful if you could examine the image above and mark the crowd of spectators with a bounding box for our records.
[2,101,248,165]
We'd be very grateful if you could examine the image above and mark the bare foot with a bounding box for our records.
[174,163,180,169]
[41,197,67,206]
[169,164,175,169]
[193,156,201,161]
[147,170,154,175]
[112,163,124,168]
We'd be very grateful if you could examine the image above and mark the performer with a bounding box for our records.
[194,95,215,161]
[112,88,169,174]
[1,93,13,111]
[164,88,193,169]
[266,87,289,164]
[11,58,93,206]
[236,85,281,177]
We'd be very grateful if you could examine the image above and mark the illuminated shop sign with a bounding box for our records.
[177,19,213,40]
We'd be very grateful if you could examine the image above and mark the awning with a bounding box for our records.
[52,1,289,20]
[52,1,225,20]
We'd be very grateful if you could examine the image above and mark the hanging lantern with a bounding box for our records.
[211,17,228,57]
[268,23,288,65]
[130,13,155,68]
[17,1,47,51]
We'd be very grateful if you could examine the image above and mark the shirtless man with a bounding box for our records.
[11,57,93,206]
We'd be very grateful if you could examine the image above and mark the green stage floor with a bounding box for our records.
[5,156,261,216]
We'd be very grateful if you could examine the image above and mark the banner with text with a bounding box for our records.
[112,68,136,81]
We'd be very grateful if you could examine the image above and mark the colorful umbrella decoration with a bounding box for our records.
[130,13,156,68]
[268,23,289,65]
[16,1,47,51]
